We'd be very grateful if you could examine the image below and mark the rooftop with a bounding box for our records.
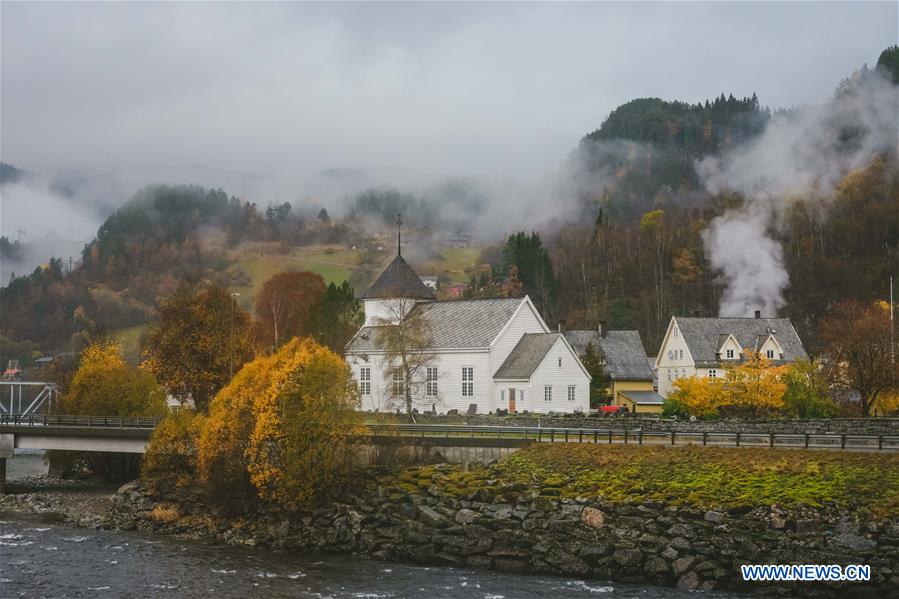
[362,254,436,300]
[564,330,654,381]
[346,296,525,353]
[494,333,563,380]
[673,316,807,366]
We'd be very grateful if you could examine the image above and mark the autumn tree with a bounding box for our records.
[143,283,254,412]
[61,338,167,417]
[373,298,436,414]
[141,410,207,493]
[198,338,360,510]
[723,352,788,416]
[255,271,326,350]
[57,338,167,481]
[819,301,898,417]
[245,338,361,510]
[666,376,728,418]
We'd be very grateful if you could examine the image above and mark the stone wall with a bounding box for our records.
[447,415,899,435]
[113,478,899,595]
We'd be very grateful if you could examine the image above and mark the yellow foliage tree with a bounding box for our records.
[724,352,787,416]
[142,410,207,493]
[667,375,728,418]
[61,338,167,417]
[245,338,361,510]
[667,352,787,418]
[56,338,167,481]
[197,338,360,510]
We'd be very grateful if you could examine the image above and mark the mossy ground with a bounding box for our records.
[381,445,899,516]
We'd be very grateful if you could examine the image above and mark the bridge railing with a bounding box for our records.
[0,414,165,429]
[366,423,899,451]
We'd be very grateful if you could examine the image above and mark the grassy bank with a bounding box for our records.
[385,445,899,516]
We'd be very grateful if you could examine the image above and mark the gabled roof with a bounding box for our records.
[673,317,807,367]
[494,333,562,380]
[619,390,665,405]
[564,330,654,381]
[362,254,436,300]
[346,297,524,353]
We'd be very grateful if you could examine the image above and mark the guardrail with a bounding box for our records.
[0,414,165,429]
[367,423,899,452]
[3,418,897,452]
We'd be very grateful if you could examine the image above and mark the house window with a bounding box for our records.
[426,367,438,397]
[500,390,505,403]
[544,386,552,402]
[674,326,679,337]
[766,349,775,359]
[462,367,474,397]
[359,367,371,396]
[667,350,674,359]
[667,370,672,382]
[708,369,717,379]
[726,349,734,359]
[599,356,606,365]
[568,385,576,402]
[392,367,404,396]
[678,350,684,359]
[558,357,562,368]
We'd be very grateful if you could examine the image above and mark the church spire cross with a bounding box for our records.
[396,213,403,257]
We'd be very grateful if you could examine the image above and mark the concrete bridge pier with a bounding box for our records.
[0,433,13,493]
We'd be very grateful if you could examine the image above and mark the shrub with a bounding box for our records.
[141,410,207,493]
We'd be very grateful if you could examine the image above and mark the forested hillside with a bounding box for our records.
[2,46,897,366]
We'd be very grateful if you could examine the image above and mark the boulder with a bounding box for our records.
[455,508,480,525]
[677,571,701,591]
[581,506,606,528]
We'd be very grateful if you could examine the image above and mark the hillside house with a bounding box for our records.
[345,246,590,414]
[565,328,664,414]
[655,313,808,397]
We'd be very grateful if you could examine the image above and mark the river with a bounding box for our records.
[1,453,736,598]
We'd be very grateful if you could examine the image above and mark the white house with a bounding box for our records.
[655,312,808,397]
[345,250,590,414]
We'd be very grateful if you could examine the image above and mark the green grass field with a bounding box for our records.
[229,245,363,306]
[418,247,482,284]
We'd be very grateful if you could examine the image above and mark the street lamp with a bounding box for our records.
[230,293,240,378]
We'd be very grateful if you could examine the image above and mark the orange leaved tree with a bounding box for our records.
[198,338,360,510]
[254,271,326,351]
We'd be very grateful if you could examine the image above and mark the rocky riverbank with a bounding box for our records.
[4,447,899,597]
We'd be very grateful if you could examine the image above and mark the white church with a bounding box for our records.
[345,245,591,414]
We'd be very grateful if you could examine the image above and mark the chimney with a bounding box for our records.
[754,310,761,319]
[557,320,566,333]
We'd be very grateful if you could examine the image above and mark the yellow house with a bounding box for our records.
[564,329,664,414]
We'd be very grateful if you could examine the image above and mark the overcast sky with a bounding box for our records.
[1,1,896,181]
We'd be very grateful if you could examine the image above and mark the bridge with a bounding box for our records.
[3,417,898,489]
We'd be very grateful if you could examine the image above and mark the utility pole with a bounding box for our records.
[230,292,240,378]
[396,213,402,257]
[891,276,895,386]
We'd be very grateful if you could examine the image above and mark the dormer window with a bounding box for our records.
[766,349,775,359]
[726,349,734,359]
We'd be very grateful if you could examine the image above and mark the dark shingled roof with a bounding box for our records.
[493,333,563,380]
[673,317,808,367]
[564,330,654,381]
[362,255,436,300]
[346,297,525,353]
[619,390,665,405]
